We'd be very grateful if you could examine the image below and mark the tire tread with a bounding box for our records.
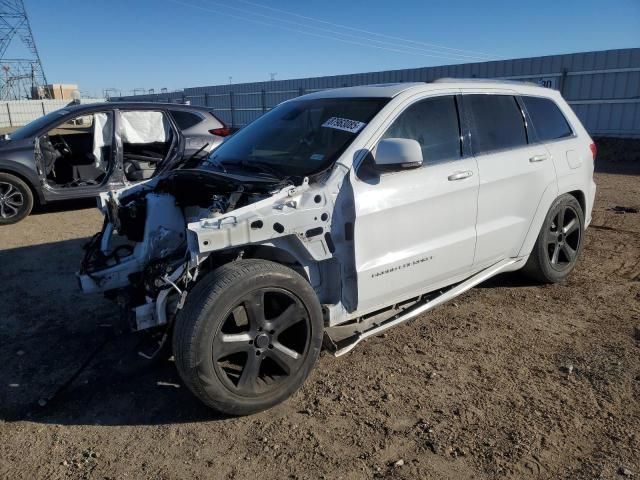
[173,259,322,415]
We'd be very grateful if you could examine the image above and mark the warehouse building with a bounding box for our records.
[116,47,640,138]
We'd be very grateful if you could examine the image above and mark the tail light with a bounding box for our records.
[209,127,232,137]
[589,143,597,161]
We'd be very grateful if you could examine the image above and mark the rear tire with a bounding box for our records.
[523,193,585,283]
[173,259,323,415]
[0,172,33,225]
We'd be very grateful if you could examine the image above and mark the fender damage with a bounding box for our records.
[77,168,337,332]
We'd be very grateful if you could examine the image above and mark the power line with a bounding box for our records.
[235,0,501,60]
[193,0,497,61]
[169,0,494,62]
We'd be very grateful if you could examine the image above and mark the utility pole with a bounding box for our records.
[269,72,277,81]
[0,0,48,100]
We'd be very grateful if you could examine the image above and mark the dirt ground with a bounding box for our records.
[1,156,639,479]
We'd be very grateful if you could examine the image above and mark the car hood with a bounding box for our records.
[0,137,34,153]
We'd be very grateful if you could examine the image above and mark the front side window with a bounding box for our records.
[467,95,527,154]
[381,95,461,164]
[39,111,113,188]
[521,96,573,141]
[201,97,389,178]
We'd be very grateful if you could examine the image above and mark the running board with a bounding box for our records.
[331,259,518,357]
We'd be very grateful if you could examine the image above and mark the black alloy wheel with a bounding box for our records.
[173,259,324,415]
[523,193,585,283]
[212,287,312,395]
[545,204,582,271]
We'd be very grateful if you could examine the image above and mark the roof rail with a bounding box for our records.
[431,77,541,87]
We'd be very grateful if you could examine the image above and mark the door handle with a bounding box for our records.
[448,170,473,181]
[529,154,548,163]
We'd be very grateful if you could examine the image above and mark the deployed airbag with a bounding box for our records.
[121,111,168,144]
[93,112,113,171]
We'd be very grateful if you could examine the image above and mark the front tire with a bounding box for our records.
[0,172,33,225]
[173,259,323,415]
[523,193,585,283]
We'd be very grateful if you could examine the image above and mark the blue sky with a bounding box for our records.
[21,0,640,97]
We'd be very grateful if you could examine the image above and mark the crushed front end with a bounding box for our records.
[78,169,282,332]
[78,167,336,334]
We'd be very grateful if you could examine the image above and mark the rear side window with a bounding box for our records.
[169,110,203,130]
[467,95,527,154]
[522,96,573,141]
[381,95,461,164]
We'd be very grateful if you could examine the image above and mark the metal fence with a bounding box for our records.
[115,48,640,138]
[0,98,105,129]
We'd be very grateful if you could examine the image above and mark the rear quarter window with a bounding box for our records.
[169,110,203,130]
[522,96,573,141]
[466,94,528,154]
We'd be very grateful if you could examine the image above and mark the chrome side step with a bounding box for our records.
[331,259,518,357]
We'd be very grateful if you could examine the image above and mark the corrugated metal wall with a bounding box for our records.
[115,48,640,138]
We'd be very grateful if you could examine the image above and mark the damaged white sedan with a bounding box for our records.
[79,80,596,415]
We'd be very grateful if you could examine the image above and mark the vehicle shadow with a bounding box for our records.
[476,271,541,289]
[0,238,228,426]
[593,137,640,176]
[0,236,543,427]
[594,158,640,176]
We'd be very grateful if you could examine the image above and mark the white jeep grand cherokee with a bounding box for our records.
[79,79,596,415]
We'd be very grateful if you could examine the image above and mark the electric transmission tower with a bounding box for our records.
[0,0,48,100]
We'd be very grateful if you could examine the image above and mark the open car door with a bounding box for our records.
[116,109,184,182]
[34,109,119,201]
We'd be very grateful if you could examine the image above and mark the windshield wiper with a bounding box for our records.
[198,156,227,173]
[173,143,210,170]
[223,160,285,179]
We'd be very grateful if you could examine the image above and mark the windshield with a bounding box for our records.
[9,108,72,140]
[199,97,389,178]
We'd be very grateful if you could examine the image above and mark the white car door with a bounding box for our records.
[351,94,479,314]
[463,93,557,269]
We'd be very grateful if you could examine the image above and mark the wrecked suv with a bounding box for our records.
[79,80,596,415]
[0,102,229,224]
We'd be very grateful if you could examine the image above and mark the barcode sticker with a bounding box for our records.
[321,117,366,133]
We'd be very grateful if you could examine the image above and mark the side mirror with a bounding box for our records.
[374,138,423,169]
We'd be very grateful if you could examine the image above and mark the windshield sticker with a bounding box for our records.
[310,153,324,162]
[321,117,366,134]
